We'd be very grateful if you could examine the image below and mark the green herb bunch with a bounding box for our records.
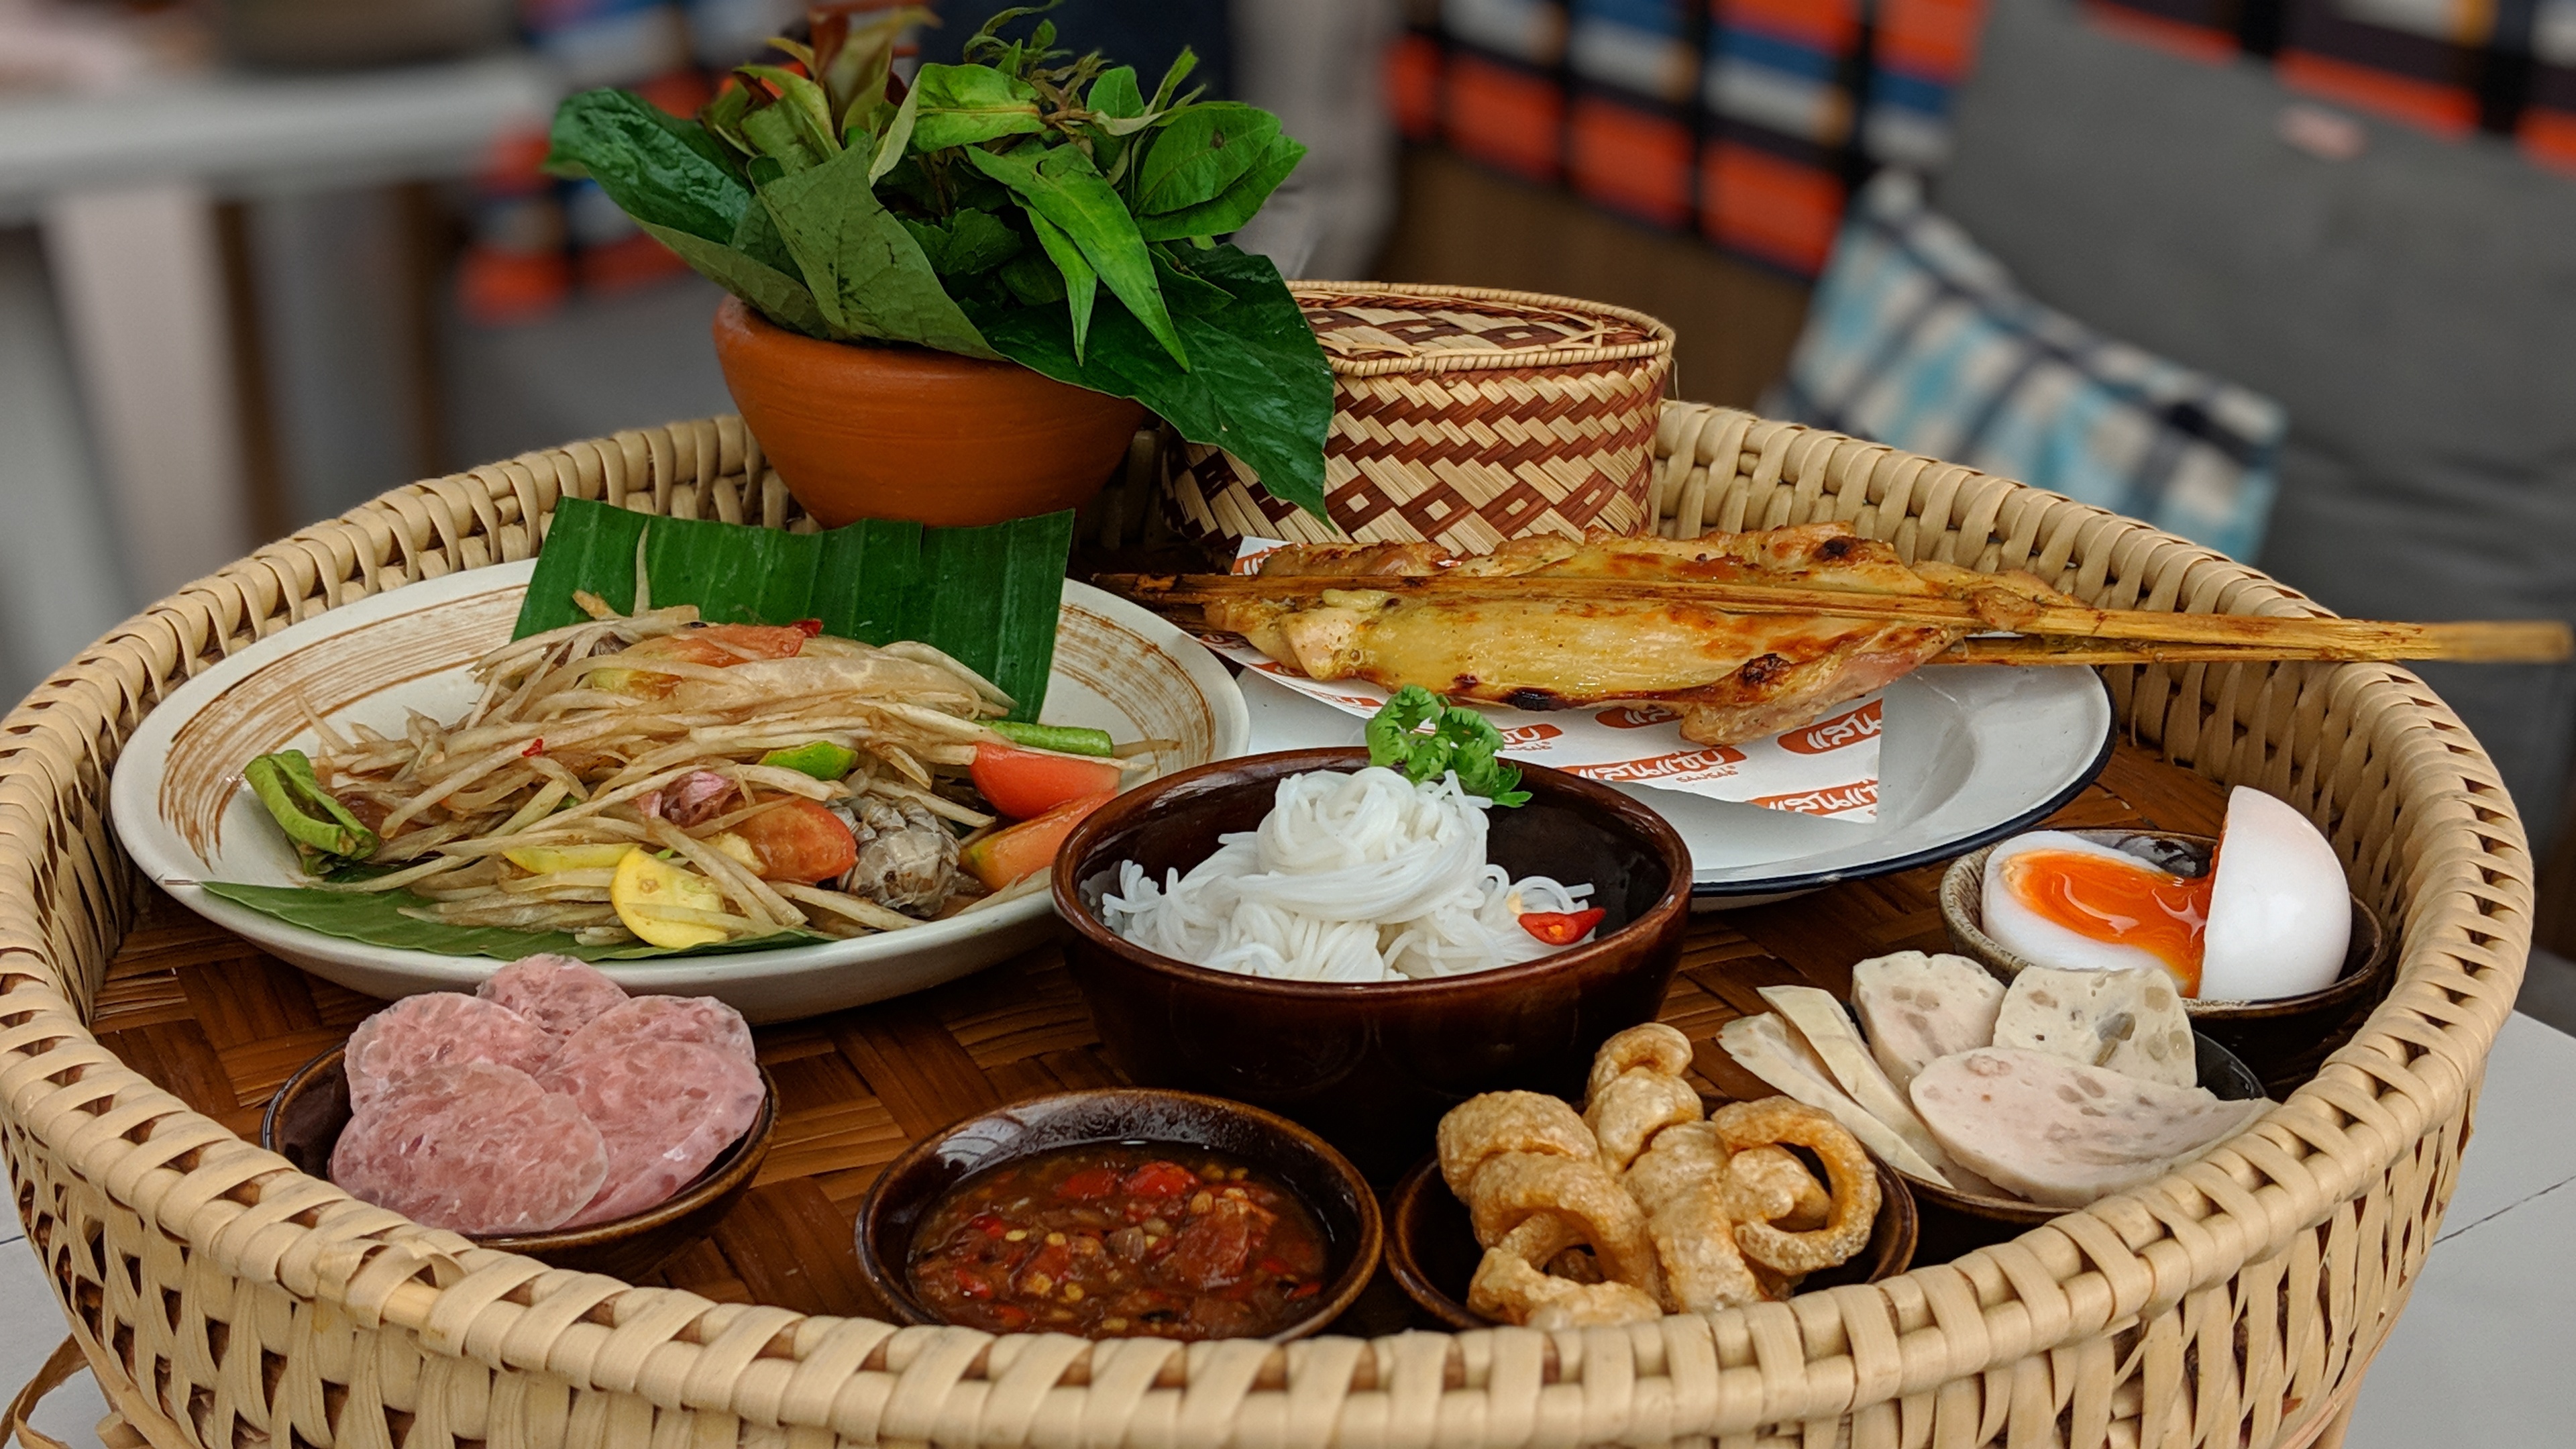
[1366,685,1531,807]
[543,4,1336,516]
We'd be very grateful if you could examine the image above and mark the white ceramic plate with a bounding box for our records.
[110,561,1249,1022]
[1240,664,2113,907]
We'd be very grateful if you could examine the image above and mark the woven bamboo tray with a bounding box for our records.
[0,409,2530,1449]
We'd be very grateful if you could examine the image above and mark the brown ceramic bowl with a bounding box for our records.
[1899,1030,2267,1263]
[1383,1145,1919,1330]
[853,1088,1383,1340]
[1053,748,1696,1179]
[263,1046,775,1281]
[1938,829,2392,1096]
[712,296,1148,527]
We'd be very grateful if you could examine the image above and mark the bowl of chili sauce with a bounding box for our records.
[856,1089,1383,1340]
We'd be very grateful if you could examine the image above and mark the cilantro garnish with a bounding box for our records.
[1364,685,1531,807]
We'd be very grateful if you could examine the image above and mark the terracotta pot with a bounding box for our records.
[1053,747,1695,1181]
[710,295,1148,527]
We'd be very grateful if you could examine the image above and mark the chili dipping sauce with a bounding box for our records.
[907,1142,1334,1339]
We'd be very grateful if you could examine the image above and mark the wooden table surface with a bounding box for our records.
[89,742,2230,1327]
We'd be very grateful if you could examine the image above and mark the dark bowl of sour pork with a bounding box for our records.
[1053,747,1694,1181]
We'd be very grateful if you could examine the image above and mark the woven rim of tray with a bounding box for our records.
[1290,280,1677,376]
[0,408,2527,1447]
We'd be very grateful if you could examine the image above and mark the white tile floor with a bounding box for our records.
[7,1016,2574,1448]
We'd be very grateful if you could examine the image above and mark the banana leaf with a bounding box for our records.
[199,881,826,962]
[516,497,1075,722]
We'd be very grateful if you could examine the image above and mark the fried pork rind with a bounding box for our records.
[1710,1098,1880,1277]
[1723,1144,1832,1234]
[1584,1022,1703,1173]
[1622,1121,1764,1311]
[1468,1250,1664,1328]
[1586,1071,1703,1173]
[1437,1091,1597,1196]
[1460,1153,1665,1301]
[1587,1022,1694,1102]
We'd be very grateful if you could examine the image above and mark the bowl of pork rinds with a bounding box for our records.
[1385,1024,1917,1330]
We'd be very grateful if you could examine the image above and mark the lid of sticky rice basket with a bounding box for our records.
[1290,282,1675,377]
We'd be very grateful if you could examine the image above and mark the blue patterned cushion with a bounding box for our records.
[1770,171,2288,561]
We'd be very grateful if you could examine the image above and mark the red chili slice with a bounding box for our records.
[1287,1281,1322,1300]
[1519,908,1606,946]
[792,618,824,637]
[521,739,545,757]
[968,1213,1008,1238]
[955,1271,993,1299]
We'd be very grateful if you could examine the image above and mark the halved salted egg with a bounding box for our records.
[2200,787,2350,1001]
[1980,790,2350,1002]
[1982,830,2212,990]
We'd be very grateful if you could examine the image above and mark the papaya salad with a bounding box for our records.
[242,592,1144,951]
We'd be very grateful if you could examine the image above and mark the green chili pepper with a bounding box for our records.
[987,721,1118,757]
[244,750,380,870]
[1364,686,1529,807]
[758,741,861,780]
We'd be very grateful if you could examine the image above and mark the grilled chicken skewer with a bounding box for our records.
[1100,525,2570,747]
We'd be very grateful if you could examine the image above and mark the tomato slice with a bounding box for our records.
[1120,1161,1198,1198]
[730,798,858,882]
[969,741,1125,820]
[957,791,1113,892]
[1518,908,1606,946]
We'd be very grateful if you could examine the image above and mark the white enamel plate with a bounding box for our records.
[110,561,1250,1022]
[1240,664,2114,906]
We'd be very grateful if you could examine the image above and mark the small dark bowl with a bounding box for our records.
[1383,1144,1919,1330]
[1902,1030,2267,1262]
[264,1046,776,1281]
[1053,747,1695,1179]
[1939,828,2393,1096]
[853,1088,1383,1340]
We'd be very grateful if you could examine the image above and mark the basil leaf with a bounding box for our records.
[759,145,998,356]
[1000,250,1067,305]
[869,75,922,182]
[1136,103,1282,215]
[939,208,1024,276]
[640,220,828,337]
[740,101,825,173]
[1026,211,1098,359]
[1088,65,1144,121]
[966,142,1189,370]
[972,242,1331,517]
[1149,46,1201,111]
[908,62,1046,151]
[545,89,748,244]
[1151,247,1235,315]
[1136,130,1307,241]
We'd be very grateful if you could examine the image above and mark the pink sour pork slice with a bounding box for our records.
[331,1061,608,1234]
[475,953,629,1044]
[549,994,757,1073]
[342,992,555,1114]
[540,1039,764,1226]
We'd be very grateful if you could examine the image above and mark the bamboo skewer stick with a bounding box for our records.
[1099,573,2573,664]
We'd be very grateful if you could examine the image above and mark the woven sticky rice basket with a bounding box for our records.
[0,405,2529,1449]
[1162,282,1674,551]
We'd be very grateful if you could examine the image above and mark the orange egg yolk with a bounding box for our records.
[2000,850,2215,996]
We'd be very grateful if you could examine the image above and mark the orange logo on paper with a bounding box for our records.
[1751,780,1880,816]
[1595,704,1682,729]
[1778,700,1883,755]
[1497,722,1564,745]
[1573,747,1749,783]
